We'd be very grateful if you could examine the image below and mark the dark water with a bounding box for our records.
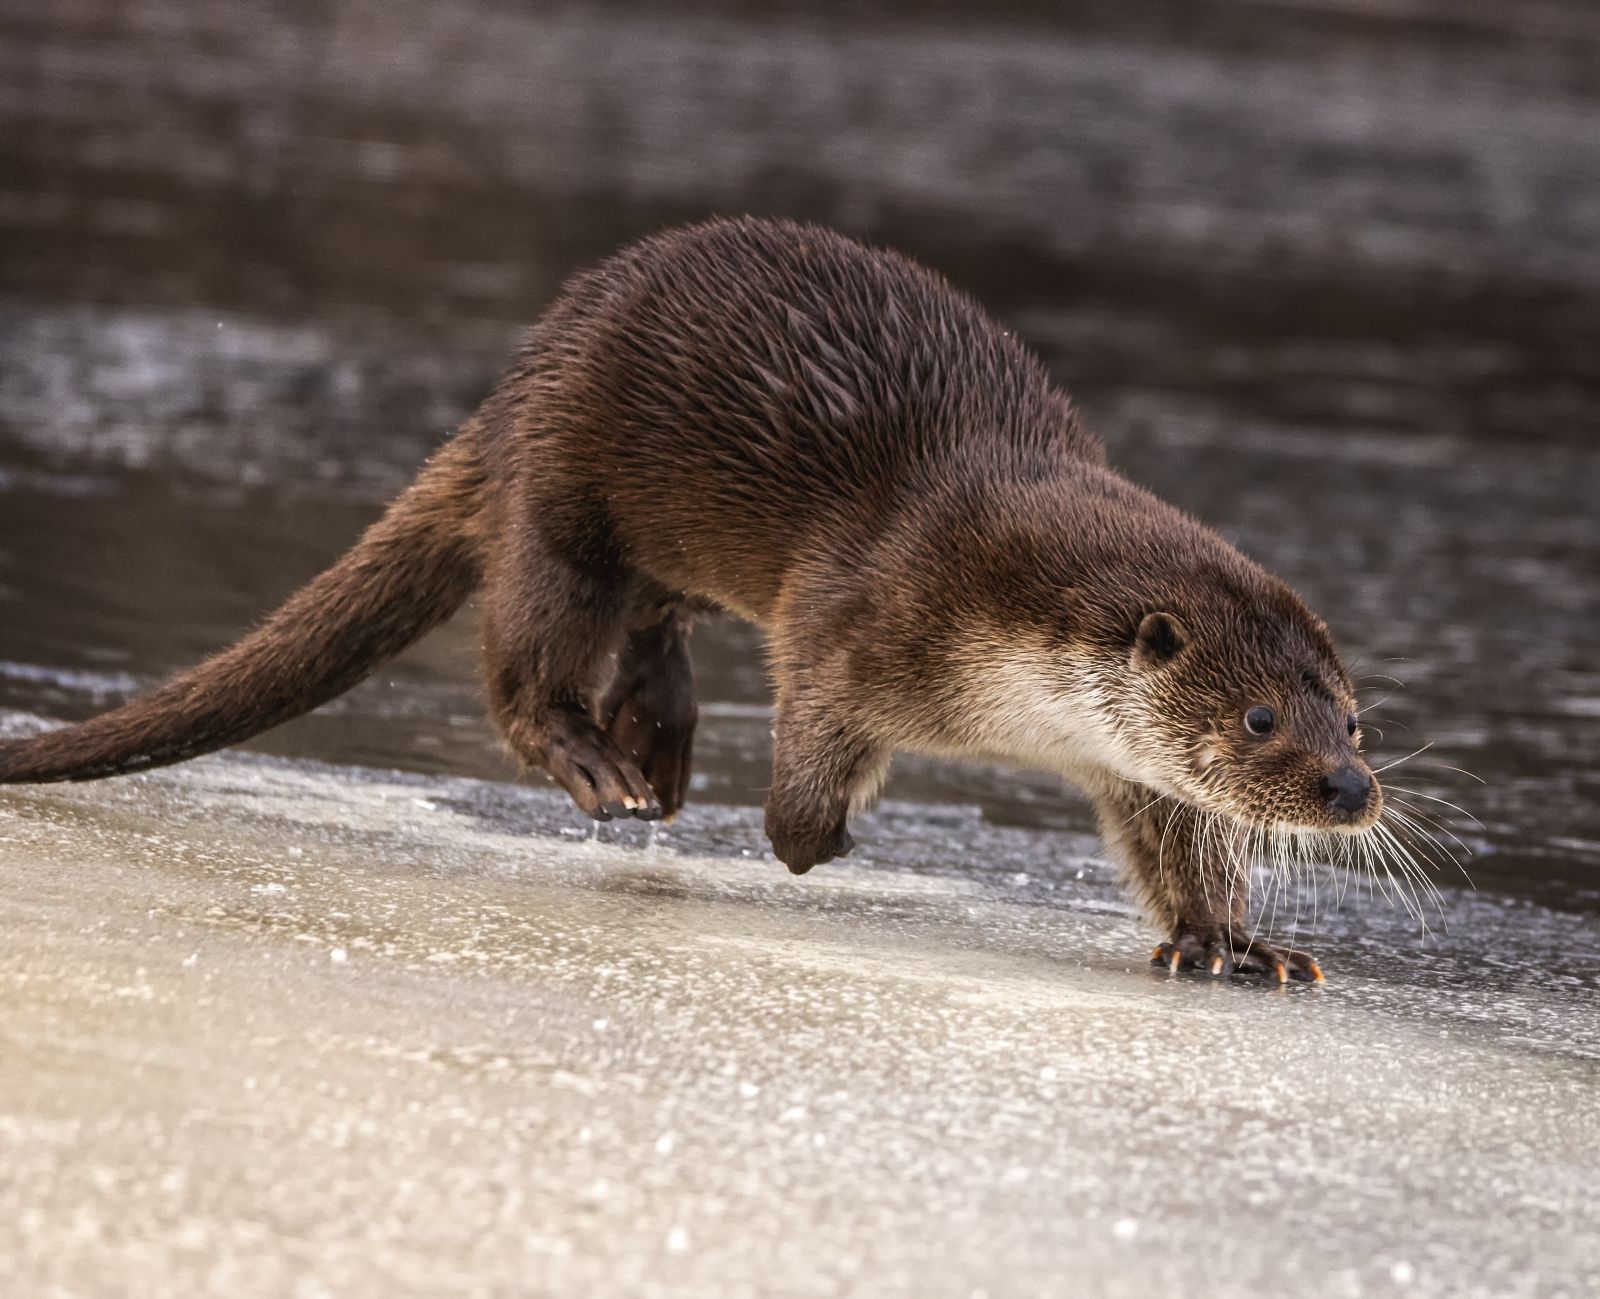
[3,0,1598,916]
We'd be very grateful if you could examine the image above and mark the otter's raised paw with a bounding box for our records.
[597,640,697,823]
[539,719,664,822]
[1152,928,1325,985]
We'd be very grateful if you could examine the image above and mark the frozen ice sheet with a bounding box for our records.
[0,729,1595,1298]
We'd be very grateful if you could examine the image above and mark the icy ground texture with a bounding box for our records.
[1,727,1595,1298]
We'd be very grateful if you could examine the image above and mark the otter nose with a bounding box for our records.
[1321,765,1372,814]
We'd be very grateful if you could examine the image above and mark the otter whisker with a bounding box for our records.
[1119,791,1169,829]
[1218,813,1242,917]
[1156,799,1181,895]
[1324,832,1346,908]
[1351,828,1375,911]
[1377,852,1427,931]
[1371,740,1435,774]
[1384,805,1460,876]
[1272,832,1296,944]
[1223,820,1255,960]
[1223,828,1240,958]
[1209,810,1230,901]
[1380,826,1451,920]
[1310,829,1338,944]
[1366,828,1402,916]
[1354,827,1380,912]
[1410,760,1486,786]
[1246,824,1291,952]
[1401,869,1449,933]
[1381,814,1447,900]
[1370,794,1460,928]
[1286,835,1303,952]
[1263,831,1280,948]
[1385,801,1476,891]
[1331,830,1359,911]
[1239,818,1258,909]
[1279,829,1299,941]
[1384,784,1484,828]
[1362,822,1417,921]
[1306,838,1320,953]
[1283,827,1315,954]
[1352,830,1375,912]
[1387,796,1474,864]
[1196,807,1222,914]
[1371,820,1448,931]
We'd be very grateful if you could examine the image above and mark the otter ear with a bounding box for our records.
[1132,612,1188,669]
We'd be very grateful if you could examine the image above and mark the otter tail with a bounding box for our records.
[0,433,485,785]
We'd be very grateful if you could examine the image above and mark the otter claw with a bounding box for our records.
[1151,929,1324,985]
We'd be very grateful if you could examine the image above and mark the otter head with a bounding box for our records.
[1115,577,1381,835]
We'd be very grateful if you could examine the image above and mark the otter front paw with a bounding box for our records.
[1152,924,1325,984]
[764,807,854,875]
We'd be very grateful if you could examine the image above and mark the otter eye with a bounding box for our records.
[1244,706,1276,736]
[1346,712,1359,737]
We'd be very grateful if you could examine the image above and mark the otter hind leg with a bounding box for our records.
[521,704,665,823]
[597,606,699,822]
[481,531,662,823]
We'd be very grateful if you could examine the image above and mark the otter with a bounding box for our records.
[0,217,1385,982]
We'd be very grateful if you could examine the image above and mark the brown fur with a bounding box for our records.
[0,217,1381,978]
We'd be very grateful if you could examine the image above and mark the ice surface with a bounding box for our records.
[1,726,1595,1298]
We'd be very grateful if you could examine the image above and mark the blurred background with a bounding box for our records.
[2,0,1596,913]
